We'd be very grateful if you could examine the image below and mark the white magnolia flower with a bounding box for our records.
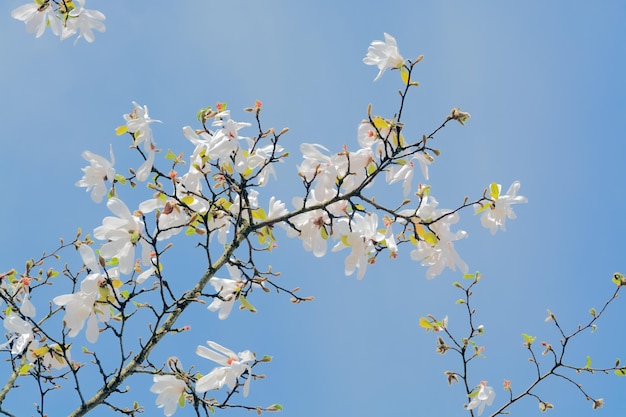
[407,196,469,279]
[332,213,388,279]
[53,245,115,343]
[76,146,115,203]
[207,265,243,320]
[363,33,405,81]
[150,374,186,417]
[20,288,36,318]
[124,101,161,149]
[288,194,332,258]
[93,197,151,274]
[478,181,527,234]
[195,341,255,397]
[11,2,62,39]
[139,197,188,241]
[62,0,106,44]
[467,381,495,416]
[1,313,33,355]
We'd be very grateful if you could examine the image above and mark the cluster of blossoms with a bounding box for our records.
[150,342,255,416]
[0,32,529,416]
[12,0,105,44]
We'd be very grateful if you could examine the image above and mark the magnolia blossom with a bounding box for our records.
[62,0,106,44]
[139,196,189,241]
[94,197,151,274]
[1,314,33,355]
[478,181,527,234]
[76,146,115,203]
[11,2,62,38]
[53,245,115,343]
[288,194,332,258]
[363,33,405,81]
[151,374,186,417]
[467,381,495,416]
[332,213,393,279]
[195,341,255,397]
[207,265,244,320]
[125,102,161,148]
[407,196,469,278]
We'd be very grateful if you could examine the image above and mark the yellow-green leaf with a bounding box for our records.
[612,272,624,286]
[178,392,185,408]
[115,125,128,136]
[400,67,410,85]
[489,183,500,200]
[266,404,283,412]
[419,317,433,330]
[165,149,177,160]
[252,207,267,220]
[239,295,257,313]
[522,333,536,346]
[615,368,626,376]
[585,355,592,369]
[181,195,194,205]
[18,363,30,375]
[416,224,438,245]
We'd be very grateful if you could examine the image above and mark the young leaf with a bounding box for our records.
[239,296,257,313]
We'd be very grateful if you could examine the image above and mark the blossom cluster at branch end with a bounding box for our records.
[12,0,105,44]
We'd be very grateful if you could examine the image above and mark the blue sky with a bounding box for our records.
[1,1,625,416]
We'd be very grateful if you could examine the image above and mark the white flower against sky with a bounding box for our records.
[467,381,495,416]
[363,33,405,81]
[195,341,255,397]
[139,197,188,241]
[207,265,243,320]
[150,374,186,417]
[62,0,106,44]
[135,144,156,182]
[1,313,33,355]
[11,2,62,39]
[75,146,115,203]
[124,101,161,149]
[288,195,332,258]
[407,196,469,278]
[53,245,115,343]
[477,181,527,234]
[20,288,36,318]
[94,197,151,274]
[332,213,387,279]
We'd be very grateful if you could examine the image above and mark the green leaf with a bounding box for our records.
[239,296,257,313]
[584,355,592,369]
[261,355,273,363]
[419,317,433,330]
[612,272,624,286]
[18,363,30,375]
[614,368,626,376]
[589,307,596,317]
[400,67,410,85]
[266,404,283,412]
[114,174,127,185]
[115,125,128,136]
[181,195,195,205]
[522,333,536,346]
[463,273,475,279]
[489,183,500,200]
[165,149,177,160]
[178,392,185,408]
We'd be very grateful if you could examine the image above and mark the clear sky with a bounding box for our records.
[1,1,625,416]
